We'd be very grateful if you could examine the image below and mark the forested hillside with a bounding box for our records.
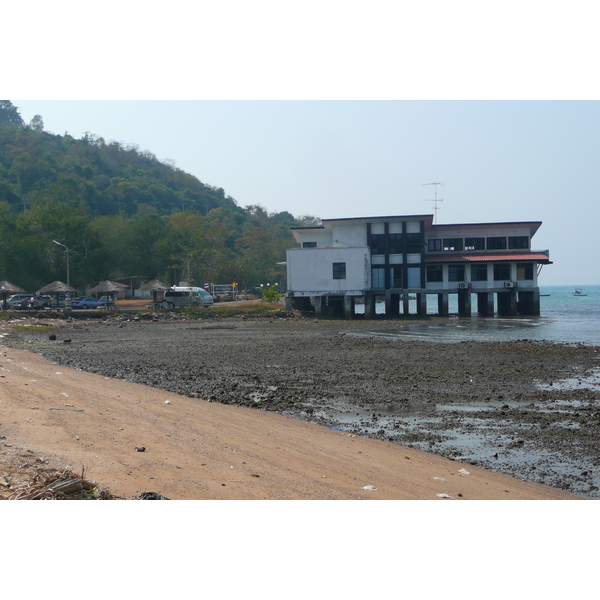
[0,101,319,293]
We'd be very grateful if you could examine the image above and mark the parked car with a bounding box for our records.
[71,296,106,309]
[48,294,69,308]
[98,295,116,306]
[5,294,33,309]
[161,287,214,309]
[32,294,53,309]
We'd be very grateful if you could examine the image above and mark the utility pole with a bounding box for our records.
[423,182,444,224]
[53,240,70,287]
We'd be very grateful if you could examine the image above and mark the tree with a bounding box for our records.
[0,101,24,126]
[29,114,44,132]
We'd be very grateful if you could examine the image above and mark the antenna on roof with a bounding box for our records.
[423,182,444,224]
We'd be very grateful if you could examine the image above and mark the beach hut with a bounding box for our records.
[137,279,170,306]
[0,280,26,310]
[88,280,124,307]
[37,281,78,309]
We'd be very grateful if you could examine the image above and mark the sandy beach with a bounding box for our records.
[0,315,587,500]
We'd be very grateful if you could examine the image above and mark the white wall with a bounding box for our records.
[287,247,370,295]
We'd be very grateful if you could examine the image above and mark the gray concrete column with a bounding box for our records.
[314,295,323,319]
[458,290,472,317]
[417,293,427,316]
[344,295,354,319]
[390,293,401,317]
[384,291,392,316]
[477,292,495,316]
[437,293,449,316]
[364,292,375,319]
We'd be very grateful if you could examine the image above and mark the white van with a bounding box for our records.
[162,286,214,309]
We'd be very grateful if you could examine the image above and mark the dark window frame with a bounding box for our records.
[302,241,317,248]
[390,265,403,288]
[517,262,534,280]
[487,237,507,250]
[388,233,403,255]
[465,237,485,251]
[493,263,511,280]
[509,236,529,250]
[370,234,386,255]
[371,266,386,289]
[448,264,465,282]
[443,238,464,251]
[406,233,422,254]
[428,239,442,252]
[333,262,346,280]
[426,265,443,283]
[471,264,488,281]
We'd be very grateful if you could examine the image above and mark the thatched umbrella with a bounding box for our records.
[37,281,77,308]
[88,280,124,307]
[0,280,26,310]
[138,279,170,305]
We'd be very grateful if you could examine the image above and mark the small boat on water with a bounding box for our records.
[540,294,551,297]
[573,289,587,296]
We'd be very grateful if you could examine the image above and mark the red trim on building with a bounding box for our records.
[424,252,552,264]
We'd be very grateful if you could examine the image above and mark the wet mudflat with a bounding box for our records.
[4,315,600,497]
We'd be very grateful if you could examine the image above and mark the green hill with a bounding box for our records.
[0,101,319,293]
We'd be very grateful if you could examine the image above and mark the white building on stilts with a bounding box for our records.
[285,214,552,319]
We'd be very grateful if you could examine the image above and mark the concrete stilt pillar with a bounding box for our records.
[517,289,540,315]
[417,293,427,316]
[498,290,518,316]
[477,292,495,316]
[364,292,375,319]
[344,295,354,319]
[314,296,323,319]
[390,293,401,317]
[458,290,472,317]
[384,291,392,316]
[438,293,449,316]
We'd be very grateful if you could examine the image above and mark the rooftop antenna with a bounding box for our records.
[423,182,444,224]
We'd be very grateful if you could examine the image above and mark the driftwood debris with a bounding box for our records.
[7,467,113,500]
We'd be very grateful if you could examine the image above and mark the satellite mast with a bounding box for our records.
[423,182,444,224]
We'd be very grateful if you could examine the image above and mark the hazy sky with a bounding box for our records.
[12,100,598,286]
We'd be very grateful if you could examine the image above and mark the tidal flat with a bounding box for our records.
[4,315,600,498]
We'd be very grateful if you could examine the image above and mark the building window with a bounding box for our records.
[443,238,463,251]
[390,265,403,288]
[517,263,534,280]
[465,237,485,251]
[509,236,529,250]
[407,267,421,288]
[493,264,511,280]
[471,264,488,281]
[406,233,422,254]
[428,239,442,252]
[333,262,346,280]
[426,265,443,283]
[372,267,385,289]
[370,234,386,255]
[487,237,507,250]
[448,264,465,282]
[302,241,317,248]
[388,234,403,254]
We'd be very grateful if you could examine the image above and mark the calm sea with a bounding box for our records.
[362,285,600,345]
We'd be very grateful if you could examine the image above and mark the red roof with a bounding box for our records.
[425,252,552,264]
